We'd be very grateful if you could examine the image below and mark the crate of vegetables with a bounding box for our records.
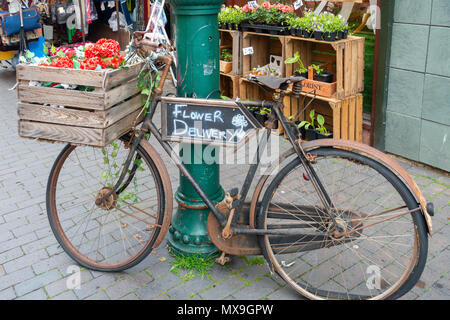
[16,39,145,147]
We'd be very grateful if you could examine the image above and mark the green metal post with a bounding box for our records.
[167,0,225,257]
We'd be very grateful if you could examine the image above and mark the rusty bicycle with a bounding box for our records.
[45,36,434,300]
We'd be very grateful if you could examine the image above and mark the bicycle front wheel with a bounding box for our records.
[258,147,428,300]
[46,137,165,272]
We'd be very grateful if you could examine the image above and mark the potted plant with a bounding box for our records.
[301,11,315,38]
[284,51,308,77]
[253,107,271,126]
[311,64,334,83]
[220,48,233,74]
[287,16,300,36]
[297,109,332,140]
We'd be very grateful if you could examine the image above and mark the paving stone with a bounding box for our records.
[0,287,16,300]
[104,275,150,300]
[135,272,182,299]
[85,290,110,300]
[120,292,140,300]
[16,289,48,300]
[3,249,49,274]
[0,267,35,292]
[233,277,281,300]
[73,273,118,299]
[14,269,62,297]
[0,247,24,265]
[267,285,304,300]
[51,290,78,300]
[0,232,37,255]
[44,269,93,298]
[198,275,246,300]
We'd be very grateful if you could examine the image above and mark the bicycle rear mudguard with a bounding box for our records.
[208,139,433,257]
[298,139,433,235]
[140,140,174,248]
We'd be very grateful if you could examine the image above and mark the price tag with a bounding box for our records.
[248,1,258,9]
[243,47,254,56]
[293,0,303,10]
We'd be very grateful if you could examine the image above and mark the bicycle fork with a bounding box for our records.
[270,99,344,233]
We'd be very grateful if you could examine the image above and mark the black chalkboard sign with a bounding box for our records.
[161,97,261,147]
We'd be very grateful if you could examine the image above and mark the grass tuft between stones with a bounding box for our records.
[168,248,216,281]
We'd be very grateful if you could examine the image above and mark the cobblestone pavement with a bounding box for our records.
[0,68,448,300]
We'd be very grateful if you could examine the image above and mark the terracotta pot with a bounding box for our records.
[220,60,232,74]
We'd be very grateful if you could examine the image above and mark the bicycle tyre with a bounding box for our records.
[46,137,166,272]
[257,147,428,300]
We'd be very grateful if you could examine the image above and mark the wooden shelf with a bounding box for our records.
[219,29,243,76]
[238,77,363,142]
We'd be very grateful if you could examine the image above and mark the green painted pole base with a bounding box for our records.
[167,0,225,258]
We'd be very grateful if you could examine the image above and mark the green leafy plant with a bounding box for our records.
[259,107,272,115]
[311,64,323,75]
[220,48,233,62]
[297,109,328,134]
[284,51,307,74]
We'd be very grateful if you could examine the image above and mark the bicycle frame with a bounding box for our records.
[96,51,339,238]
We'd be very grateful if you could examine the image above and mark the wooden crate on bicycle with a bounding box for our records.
[285,35,365,99]
[16,62,145,147]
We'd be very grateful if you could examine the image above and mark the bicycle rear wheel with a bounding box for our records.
[46,136,165,272]
[257,147,428,300]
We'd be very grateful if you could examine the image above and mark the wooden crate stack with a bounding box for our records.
[219,29,243,98]
[237,32,365,141]
[16,62,145,147]
[284,35,365,141]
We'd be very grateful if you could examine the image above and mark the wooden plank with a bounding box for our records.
[104,94,144,127]
[285,38,294,77]
[238,33,244,75]
[348,95,356,141]
[103,108,144,145]
[290,96,299,122]
[231,75,240,98]
[341,98,349,140]
[351,40,359,95]
[103,62,144,90]
[356,94,363,142]
[243,33,251,76]
[336,44,344,99]
[19,120,104,146]
[18,103,106,128]
[331,101,341,139]
[239,78,247,99]
[18,84,105,110]
[17,94,143,129]
[104,78,141,108]
[16,65,105,88]
[344,41,352,98]
[357,37,365,92]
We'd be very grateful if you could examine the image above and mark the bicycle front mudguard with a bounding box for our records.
[139,139,174,248]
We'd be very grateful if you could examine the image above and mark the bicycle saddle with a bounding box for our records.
[248,75,305,90]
